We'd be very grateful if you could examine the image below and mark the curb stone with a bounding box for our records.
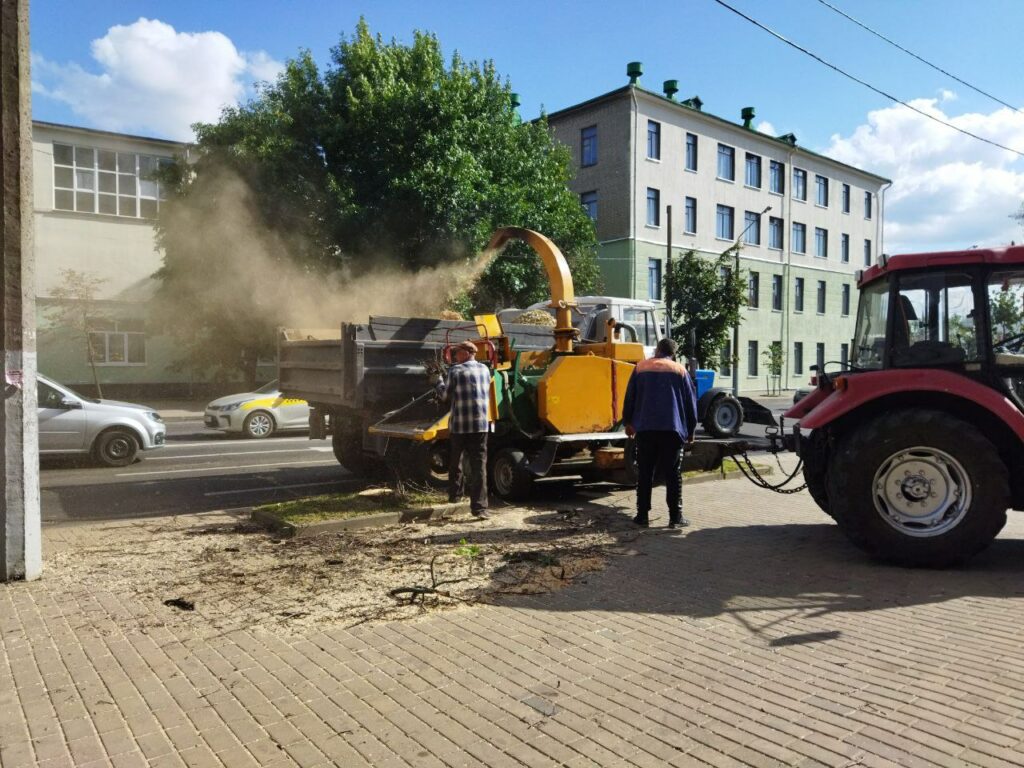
[251,500,472,538]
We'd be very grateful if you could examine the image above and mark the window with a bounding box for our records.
[842,183,851,213]
[816,343,825,372]
[988,271,1024,365]
[646,188,660,226]
[840,343,849,368]
[816,175,829,207]
[647,120,661,160]
[768,217,784,250]
[864,239,872,266]
[717,144,735,181]
[794,277,805,312]
[769,160,785,194]
[793,168,807,201]
[895,271,978,365]
[771,274,782,311]
[817,281,827,314]
[842,284,851,316]
[747,340,759,376]
[793,342,804,374]
[792,222,806,254]
[815,227,828,258]
[648,258,662,301]
[864,191,873,219]
[841,233,850,263]
[581,126,597,166]
[720,340,732,376]
[684,197,697,234]
[685,133,698,172]
[52,142,169,219]
[745,153,762,188]
[748,271,760,308]
[716,204,734,240]
[743,210,761,245]
[88,319,146,365]
[581,191,597,221]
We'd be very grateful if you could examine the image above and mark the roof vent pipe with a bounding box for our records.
[741,106,755,129]
[627,61,643,85]
[663,80,679,100]
[510,93,521,109]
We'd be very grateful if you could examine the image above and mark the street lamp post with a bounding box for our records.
[731,205,772,397]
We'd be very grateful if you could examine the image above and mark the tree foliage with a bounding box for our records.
[154,20,600,384]
[664,248,746,370]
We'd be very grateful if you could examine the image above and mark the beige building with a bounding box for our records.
[32,121,200,397]
[546,66,891,393]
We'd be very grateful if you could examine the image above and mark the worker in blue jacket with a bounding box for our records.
[623,337,699,528]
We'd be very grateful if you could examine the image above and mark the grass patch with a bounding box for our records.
[256,487,447,525]
[683,457,769,479]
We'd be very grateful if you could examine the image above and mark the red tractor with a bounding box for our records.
[785,245,1024,566]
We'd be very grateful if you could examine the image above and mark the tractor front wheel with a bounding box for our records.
[826,410,1008,567]
[702,394,743,438]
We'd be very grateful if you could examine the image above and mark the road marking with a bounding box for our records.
[204,478,360,497]
[148,447,333,461]
[164,436,312,449]
[117,460,339,477]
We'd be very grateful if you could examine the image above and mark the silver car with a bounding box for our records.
[204,380,309,438]
[38,374,166,466]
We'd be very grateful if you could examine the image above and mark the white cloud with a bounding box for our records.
[824,95,1024,253]
[756,120,777,136]
[32,18,283,141]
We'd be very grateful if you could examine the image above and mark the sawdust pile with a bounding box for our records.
[511,309,557,327]
[45,501,639,639]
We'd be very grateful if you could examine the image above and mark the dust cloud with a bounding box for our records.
[159,170,498,332]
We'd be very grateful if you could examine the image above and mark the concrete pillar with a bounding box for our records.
[0,0,40,582]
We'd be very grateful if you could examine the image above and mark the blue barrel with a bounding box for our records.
[694,369,715,398]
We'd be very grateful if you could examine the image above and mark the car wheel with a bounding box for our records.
[93,428,139,467]
[490,447,532,501]
[702,394,743,438]
[827,409,1009,567]
[243,411,275,439]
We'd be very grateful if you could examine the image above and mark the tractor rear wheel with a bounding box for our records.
[826,409,1008,567]
[702,394,743,438]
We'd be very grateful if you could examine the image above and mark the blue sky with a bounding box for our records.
[30,0,1024,252]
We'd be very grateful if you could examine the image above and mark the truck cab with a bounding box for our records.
[787,245,1024,566]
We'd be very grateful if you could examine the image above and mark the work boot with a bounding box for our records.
[667,516,690,529]
[632,515,649,528]
[472,509,490,520]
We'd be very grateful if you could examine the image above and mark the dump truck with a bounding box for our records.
[279,227,761,497]
[779,244,1024,566]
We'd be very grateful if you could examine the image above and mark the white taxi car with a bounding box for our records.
[204,380,308,438]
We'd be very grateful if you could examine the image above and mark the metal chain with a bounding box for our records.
[735,451,808,494]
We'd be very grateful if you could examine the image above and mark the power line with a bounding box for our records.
[814,0,1022,114]
[711,0,1024,159]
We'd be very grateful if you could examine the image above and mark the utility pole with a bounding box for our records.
[1,0,41,582]
[731,204,772,397]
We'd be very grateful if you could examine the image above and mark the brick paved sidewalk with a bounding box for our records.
[4,481,1024,767]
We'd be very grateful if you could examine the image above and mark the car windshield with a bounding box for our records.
[853,279,889,369]
[254,380,279,394]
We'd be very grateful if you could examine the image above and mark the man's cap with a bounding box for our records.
[455,340,478,354]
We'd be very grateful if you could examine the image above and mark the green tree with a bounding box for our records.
[47,269,109,397]
[154,20,600,385]
[991,284,1024,340]
[664,248,746,369]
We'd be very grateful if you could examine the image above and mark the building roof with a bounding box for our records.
[33,120,186,150]
[542,84,891,185]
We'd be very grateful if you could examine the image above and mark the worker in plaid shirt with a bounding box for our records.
[436,341,491,518]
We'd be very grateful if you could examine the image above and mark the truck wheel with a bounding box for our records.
[490,448,533,501]
[243,411,275,439]
[702,394,743,438]
[331,427,384,477]
[388,440,450,489]
[93,428,139,467]
[801,428,832,518]
[827,410,1009,567]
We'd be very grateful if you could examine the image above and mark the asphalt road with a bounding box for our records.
[40,420,356,523]
[40,397,794,524]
